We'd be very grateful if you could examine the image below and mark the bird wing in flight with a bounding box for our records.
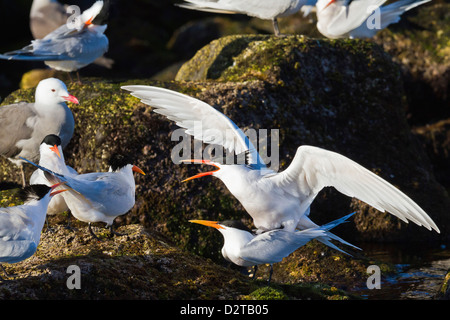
[268,145,440,232]
[122,85,265,168]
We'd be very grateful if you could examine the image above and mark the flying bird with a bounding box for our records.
[21,153,145,240]
[0,183,66,280]
[30,134,78,228]
[121,85,440,237]
[0,77,77,186]
[176,0,313,36]
[315,0,431,39]
[1,1,109,80]
[190,212,356,284]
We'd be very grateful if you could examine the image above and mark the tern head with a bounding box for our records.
[40,134,62,159]
[18,183,67,203]
[35,78,79,105]
[180,151,253,182]
[108,153,145,175]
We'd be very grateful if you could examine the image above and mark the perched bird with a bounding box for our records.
[176,0,312,36]
[29,0,114,69]
[0,77,77,186]
[1,1,109,80]
[122,85,440,237]
[21,153,145,239]
[315,0,431,39]
[30,134,78,226]
[0,183,66,280]
[190,212,356,284]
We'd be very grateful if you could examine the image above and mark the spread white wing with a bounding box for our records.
[269,145,440,232]
[122,85,265,168]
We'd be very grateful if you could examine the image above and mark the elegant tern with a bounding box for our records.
[0,183,66,280]
[30,134,77,221]
[122,85,440,235]
[0,78,77,186]
[315,0,431,39]
[190,212,356,283]
[21,153,145,239]
[0,1,109,76]
[176,0,312,36]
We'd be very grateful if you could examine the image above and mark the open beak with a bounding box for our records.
[189,220,224,230]
[63,94,79,104]
[132,165,146,175]
[50,145,61,158]
[181,159,220,182]
[49,182,68,197]
[323,0,336,9]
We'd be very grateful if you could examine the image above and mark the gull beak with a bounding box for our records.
[323,0,336,9]
[49,182,67,197]
[63,94,79,104]
[132,165,146,175]
[189,220,224,230]
[180,159,220,182]
[50,145,61,158]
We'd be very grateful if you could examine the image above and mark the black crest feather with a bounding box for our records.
[108,153,132,171]
[42,134,61,146]
[18,184,51,202]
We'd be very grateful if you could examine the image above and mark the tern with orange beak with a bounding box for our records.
[0,78,77,186]
[0,0,108,78]
[0,183,67,279]
[21,153,145,239]
[315,0,431,39]
[30,135,78,224]
[190,212,356,284]
[122,85,440,238]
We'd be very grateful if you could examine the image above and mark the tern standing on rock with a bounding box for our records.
[315,0,431,39]
[0,1,109,81]
[122,85,440,237]
[30,134,78,218]
[22,154,146,240]
[0,78,77,186]
[190,212,356,284]
[0,183,66,280]
[176,0,313,36]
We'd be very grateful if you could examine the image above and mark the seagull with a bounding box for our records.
[30,134,78,227]
[29,0,114,69]
[190,212,356,284]
[176,0,312,36]
[121,85,440,237]
[0,1,109,80]
[0,77,77,186]
[20,153,145,240]
[0,183,66,280]
[315,0,431,39]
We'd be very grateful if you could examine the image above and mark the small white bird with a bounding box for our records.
[176,0,311,36]
[1,1,109,78]
[0,77,77,186]
[30,134,77,225]
[315,0,431,39]
[21,153,145,239]
[122,85,440,237]
[190,212,356,283]
[0,183,66,280]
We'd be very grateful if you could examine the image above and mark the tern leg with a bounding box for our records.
[0,264,12,281]
[88,223,102,241]
[272,18,281,36]
[65,211,77,231]
[109,224,126,237]
[251,265,258,280]
[267,264,274,285]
